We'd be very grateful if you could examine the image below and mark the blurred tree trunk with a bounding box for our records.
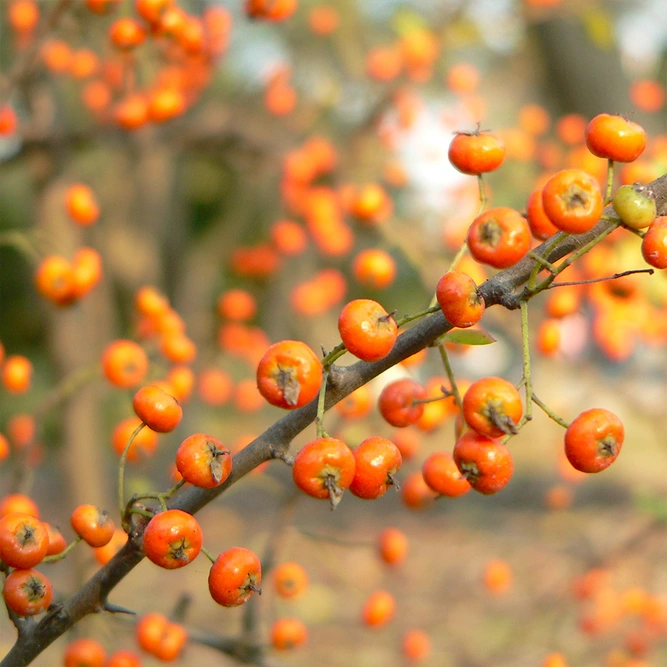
[529,14,658,132]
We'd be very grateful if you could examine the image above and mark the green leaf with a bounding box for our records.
[442,330,496,346]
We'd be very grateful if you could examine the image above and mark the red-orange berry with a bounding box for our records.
[0,512,49,568]
[35,255,75,305]
[273,561,309,598]
[292,437,356,507]
[526,187,560,240]
[422,451,472,497]
[175,433,232,488]
[448,130,505,175]
[136,612,187,661]
[377,527,408,566]
[362,590,396,627]
[70,504,116,548]
[641,216,667,269]
[352,248,397,290]
[256,340,323,409]
[585,113,647,163]
[483,558,513,595]
[564,408,624,473]
[436,271,486,328]
[132,385,182,433]
[271,617,308,650]
[402,628,432,663]
[453,431,514,495]
[338,299,398,362]
[43,522,67,556]
[349,436,402,500]
[2,355,32,393]
[208,546,262,607]
[2,568,52,616]
[142,509,202,569]
[63,638,106,667]
[0,493,40,518]
[101,340,149,389]
[462,376,523,438]
[541,168,603,234]
[467,207,531,269]
[65,183,100,226]
[111,417,158,462]
[378,378,426,427]
[105,649,142,667]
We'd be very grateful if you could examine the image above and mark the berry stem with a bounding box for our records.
[605,159,615,204]
[527,232,568,290]
[130,479,187,512]
[321,342,347,367]
[527,222,620,298]
[42,536,83,563]
[436,344,464,434]
[118,421,147,530]
[201,546,217,564]
[395,304,440,328]
[519,300,533,424]
[477,173,487,213]
[445,239,470,275]
[532,393,569,429]
[526,250,558,275]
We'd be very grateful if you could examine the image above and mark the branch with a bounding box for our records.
[2,172,666,667]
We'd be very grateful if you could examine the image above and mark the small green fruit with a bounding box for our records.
[612,184,657,229]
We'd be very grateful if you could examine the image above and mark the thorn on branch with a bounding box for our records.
[101,601,137,616]
[270,447,294,466]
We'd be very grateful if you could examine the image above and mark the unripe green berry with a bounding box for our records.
[612,184,657,230]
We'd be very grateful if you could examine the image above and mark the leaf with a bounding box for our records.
[442,330,496,346]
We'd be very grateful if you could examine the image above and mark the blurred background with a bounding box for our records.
[1,0,667,665]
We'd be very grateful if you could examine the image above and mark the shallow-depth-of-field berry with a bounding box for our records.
[142,509,203,569]
[256,339,323,409]
[208,546,262,607]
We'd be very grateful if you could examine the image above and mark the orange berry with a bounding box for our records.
[71,247,103,299]
[377,527,408,566]
[2,355,32,393]
[6,413,35,450]
[0,493,40,518]
[101,340,149,389]
[35,256,75,305]
[133,385,183,433]
[402,629,432,663]
[483,558,513,595]
[352,248,396,290]
[445,62,480,94]
[217,288,257,322]
[0,105,18,136]
[271,617,308,650]
[111,417,159,462]
[362,590,396,627]
[159,333,197,364]
[8,0,39,34]
[271,219,308,255]
[65,183,100,225]
[308,4,339,35]
[273,561,309,598]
